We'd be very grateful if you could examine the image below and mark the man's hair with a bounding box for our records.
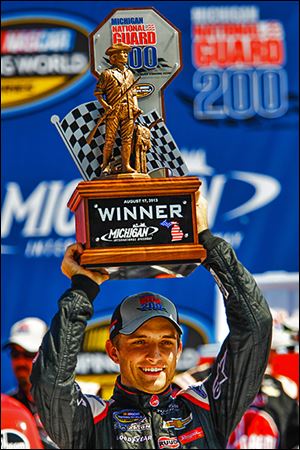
[111,334,121,348]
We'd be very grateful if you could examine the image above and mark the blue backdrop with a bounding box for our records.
[1,1,298,392]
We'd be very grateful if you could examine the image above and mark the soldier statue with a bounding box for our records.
[94,43,143,175]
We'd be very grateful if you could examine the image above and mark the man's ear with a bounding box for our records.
[105,339,120,364]
[176,341,183,363]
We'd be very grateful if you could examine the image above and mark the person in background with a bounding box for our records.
[227,373,299,449]
[3,317,59,449]
[228,315,299,449]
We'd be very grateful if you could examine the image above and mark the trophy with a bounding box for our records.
[51,8,206,279]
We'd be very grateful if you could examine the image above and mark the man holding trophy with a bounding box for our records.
[30,195,272,449]
[40,8,272,448]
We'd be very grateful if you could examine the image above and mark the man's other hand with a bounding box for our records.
[61,243,109,285]
[195,190,209,234]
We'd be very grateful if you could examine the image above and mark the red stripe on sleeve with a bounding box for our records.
[180,393,210,411]
[94,403,109,424]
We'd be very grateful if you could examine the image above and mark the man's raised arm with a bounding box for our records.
[30,244,109,449]
[196,194,272,445]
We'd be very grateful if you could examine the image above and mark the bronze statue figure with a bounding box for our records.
[92,43,143,175]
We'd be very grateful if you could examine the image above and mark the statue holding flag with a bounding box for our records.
[89,43,143,175]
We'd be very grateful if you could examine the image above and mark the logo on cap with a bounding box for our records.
[137,296,167,312]
[16,323,30,333]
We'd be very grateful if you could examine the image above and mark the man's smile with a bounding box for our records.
[140,367,166,375]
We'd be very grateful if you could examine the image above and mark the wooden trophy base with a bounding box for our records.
[68,176,206,279]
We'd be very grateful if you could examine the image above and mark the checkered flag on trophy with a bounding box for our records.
[51,101,189,180]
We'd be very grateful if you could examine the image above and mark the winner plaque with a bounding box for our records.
[52,8,206,279]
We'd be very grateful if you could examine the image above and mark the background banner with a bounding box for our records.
[1,1,298,393]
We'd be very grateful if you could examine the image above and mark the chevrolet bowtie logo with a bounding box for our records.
[163,413,193,430]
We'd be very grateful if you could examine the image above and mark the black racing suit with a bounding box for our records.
[31,230,272,449]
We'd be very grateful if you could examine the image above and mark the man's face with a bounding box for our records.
[111,50,129,66]
[106,317,182,394]
[10,344,36,387]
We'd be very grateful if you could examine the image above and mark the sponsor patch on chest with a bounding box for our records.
[178,427,205,445]
[163,413,193,430]
[158,436,180,448]
[113,409,150,431]
[116,434,152,444]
